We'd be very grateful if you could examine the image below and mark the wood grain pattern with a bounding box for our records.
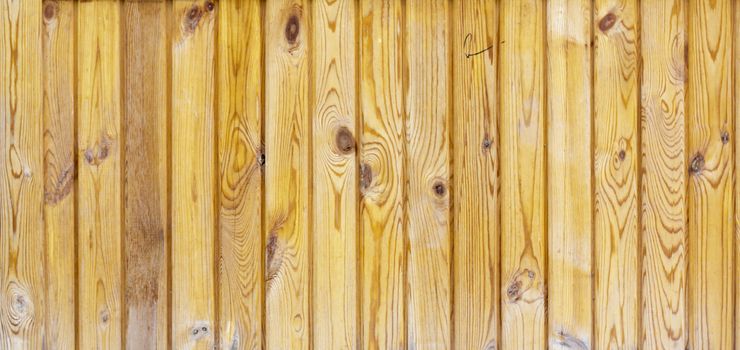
[77,1,123,348]
[736,3,740,348]
[3,2,740,348]
[640,1,687,348]
[405,0,451,348]
[0,0,46,348]
[359,0,406,348]
[170,1,216,349]
[546,0,593,348]
[264,1,311,349]
[41,0,75,348]
[451,0,499,349]
[216,1,263,349]
[687,0,734,348]
[593,1,640,349]
[499,1,547,349]
[311,0,358,348]
[122,1,169,349]
[736,2,740,348]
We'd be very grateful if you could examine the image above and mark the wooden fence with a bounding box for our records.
[1,0,739,349]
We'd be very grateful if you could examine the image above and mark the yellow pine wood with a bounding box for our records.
[451,0,499,349]
[593,0,640,348]
[264,1,311,349]
[687,0,734,348]
[171,1,216,349]
[122,1,169,349]
[77,1,123,348]
[640,1,688,348]
[546,0,593,348]
[216,1,262,349]
[41,0,75,348]
[499,1,547,349]
[0,0,45,348]
[359,0,406,348]
[405,0,451,348]
[736,3,740,348]
[312,0,358,348]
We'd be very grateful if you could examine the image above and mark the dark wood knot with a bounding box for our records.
[689,153,704,174]
[285,15,300,44]
[335,127,355,154]
[598,13,617,32]
[433,181,446,197]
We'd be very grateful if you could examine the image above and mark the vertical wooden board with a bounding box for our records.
[216,0,262,349]
[405,0,451,348]
[498,1,546,349]
[41,0,75,348]
[77,1,123,348]
[546,0,592,348]
[312,0,358,348]
[687,0,734,348]
[640,1,688,348]
[736,2,740,348]
[593,0,640,349]
[451,0,498,349]
[171,1,216,349]
[0,0,45,348]
[264,1,310,349]
[358,0,406,348]
[122,1,168,349]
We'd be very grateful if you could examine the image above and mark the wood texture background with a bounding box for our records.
[1,0,739,349]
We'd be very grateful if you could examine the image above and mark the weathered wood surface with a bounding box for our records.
[0,1,737,349]
[122,1,169,348]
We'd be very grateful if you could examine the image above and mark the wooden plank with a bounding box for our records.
[358,0,406,348]
[170,1,216,349]
[687,0,734,348]
[264,1,310,349]
[405,0,451,348]
[499,1,547,349]
[216,0,262,349]
[41,0,75,348]
[451,0,499,349]
[546,0,592,348]
[311,0,358,348]
[77,1,123,348]
[736,2,740,348]
[593,0,640,348]
[640,1,688,348]
[736,3,740,348]
[122,1,168,349]
[0,0,45,348]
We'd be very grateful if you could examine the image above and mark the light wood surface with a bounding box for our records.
[216,1,263,349]
[171,1,217,349]
[687,0,734,348]
[546,0,593,348]
[0,2,738,349]
[499,1,547,349]
[640,1,688,348]
[593,0,640,348]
